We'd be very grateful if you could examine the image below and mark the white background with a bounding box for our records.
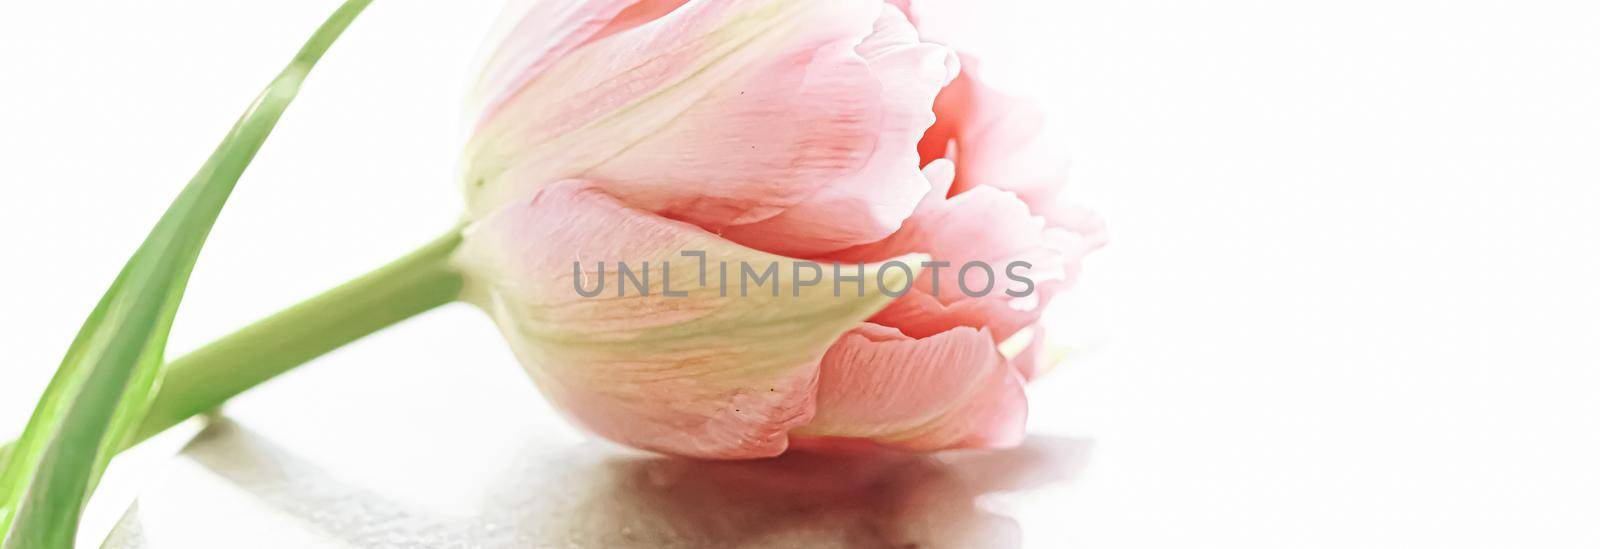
[3,0,1600,547]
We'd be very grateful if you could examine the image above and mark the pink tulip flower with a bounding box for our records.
[455,0,1105,459]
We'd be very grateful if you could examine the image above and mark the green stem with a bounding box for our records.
[2,231,461,464]
[1,232,464,482]
[132,228,464,444]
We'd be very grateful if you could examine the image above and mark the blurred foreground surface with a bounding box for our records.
[104,418,1088,549]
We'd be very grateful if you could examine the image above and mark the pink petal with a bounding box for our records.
[919,54,1067,212]
[891,0,1069,211]
[455,180,920,459]
[465,1,955,257]
[826,165,1102,345]
[879,0,968,46]
[885,0,915,19]
[715,5,959,255]
[472,0,688,123]
[791,324,1027,450]
[999,324,1052,381]
[867,287,1047,346]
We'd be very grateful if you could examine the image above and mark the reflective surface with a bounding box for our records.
[105,418,1088,548]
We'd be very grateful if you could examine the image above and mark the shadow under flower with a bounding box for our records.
[113,419,1090,548]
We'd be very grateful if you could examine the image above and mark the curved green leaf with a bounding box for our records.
[0,1,374,546]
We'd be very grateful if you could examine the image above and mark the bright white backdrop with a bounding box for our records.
[3,0,1599,547]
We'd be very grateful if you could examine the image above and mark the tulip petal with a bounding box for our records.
[466,0,954,256]
[884,0,974,51]
[455,180,922,459]
[827,164,1102,345]
[1002,324,1056,381]
[791,324,1026,450]
[919,55,1069,211]
[714,5,958,255]
[472,0,689,121]
[892,0,1051,205]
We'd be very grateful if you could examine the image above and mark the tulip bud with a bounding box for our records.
[455,0,1102,458]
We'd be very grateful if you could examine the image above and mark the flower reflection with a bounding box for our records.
[110,419,1089,548]
[485,437,1091,548]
